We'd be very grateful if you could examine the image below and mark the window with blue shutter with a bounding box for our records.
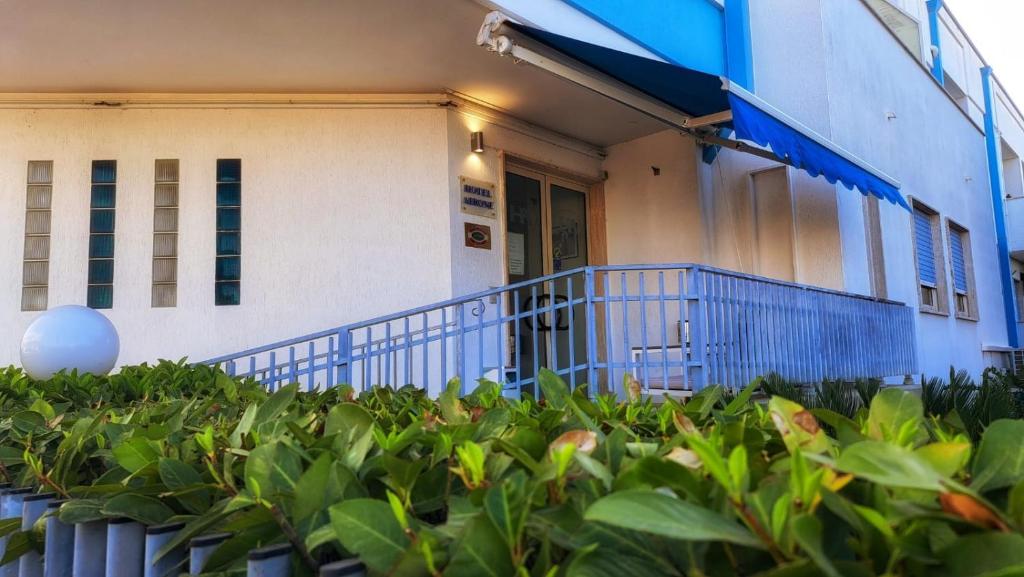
[949,228,967,294]
[914,208,936,286]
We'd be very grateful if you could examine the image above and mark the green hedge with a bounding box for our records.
[1,361,1024,576]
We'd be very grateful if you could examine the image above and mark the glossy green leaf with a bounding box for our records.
[584,490,762,548]
[329,499,409,574]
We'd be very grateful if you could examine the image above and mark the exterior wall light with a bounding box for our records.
[471,131,485,153]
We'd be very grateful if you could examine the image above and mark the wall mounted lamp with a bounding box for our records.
[471,131,485,153]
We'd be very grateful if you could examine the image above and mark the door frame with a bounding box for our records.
[501,154,605,284]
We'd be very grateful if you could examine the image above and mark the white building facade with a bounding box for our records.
[1,0,1021,393]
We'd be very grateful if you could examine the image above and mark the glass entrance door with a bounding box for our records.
[504,165,589,393]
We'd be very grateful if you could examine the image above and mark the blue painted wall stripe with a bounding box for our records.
[926,0,945,85]
[562,0,726,75]
[724,0,754,91]
[981,66,1019,348]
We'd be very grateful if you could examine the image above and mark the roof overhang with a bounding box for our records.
[477,11,908,209]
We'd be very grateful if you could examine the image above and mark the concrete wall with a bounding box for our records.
[0,106,454,366]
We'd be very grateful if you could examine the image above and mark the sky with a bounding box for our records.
[943,0,1024,105]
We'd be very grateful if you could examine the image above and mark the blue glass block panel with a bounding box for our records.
[217,232,241,256]
[89,234,115,258]
[216,207,241,231]
[88,259,114,284]
[87,285,113,309]
[91,184,116,208]
[215,281,240,306]
[216,256,241,281]
[216,182,241,206]
[90,210,115,233]
[217,159,241,183]
[92,160,117,184]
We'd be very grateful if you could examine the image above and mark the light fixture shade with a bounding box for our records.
[471,131,485,153]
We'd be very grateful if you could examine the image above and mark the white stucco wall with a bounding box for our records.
[0,107,454,366]
[818,0,1005,376]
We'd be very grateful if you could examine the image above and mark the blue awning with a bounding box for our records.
[501,22,908,209]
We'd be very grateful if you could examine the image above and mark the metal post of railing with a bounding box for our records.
[44,501,74,577]
[0,488,30,577]
[584,267,597,394]
[143,522,186,577]
[246,543,291,577]
[105,519,145,577]
[690,267,706,391]
[19,493,54,577]
[337,329,351,386]
[72,521,107,577]
[189,533,232,574]
[319,559,367,577]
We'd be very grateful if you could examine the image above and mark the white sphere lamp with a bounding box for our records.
[20,305,120,379]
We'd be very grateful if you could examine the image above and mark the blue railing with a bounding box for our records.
[201,264,918,396]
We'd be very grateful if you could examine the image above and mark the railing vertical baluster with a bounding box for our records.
[530,285,540,392]
[676,270,688,391]
[105,518,145,577]
[567,276,577,389]
[364,327,373,391]
[704,271,717,387]
[307,341,316,391]
[690,267,705,390]
[337,329,351,386]
[226,359,236,377]
[288,346,297,387]
[620,273,630,398]
[584,270,596,393]
[547,280,558,376]
[512,295,522,396]
[496,291,505,389]
[72,521,107,577]
[638,272,649,390]
[657,272,669,393]
[384,322,392,388]
[44,501,74,577]
[189,533,232,575]
[602,272,613,394]
[477,299,485,387]
[144,523,186,577]
[267,351,277,392]
[247,544,292,577]
[441,308,448,389]
[404,317,411,387]
[458,305,468,394]
[422,313,430,393]
[326,336,335,389]
[19,493,53,577]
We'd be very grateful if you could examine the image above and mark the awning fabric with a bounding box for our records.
[728,93,908,209]
[503,22,908,209]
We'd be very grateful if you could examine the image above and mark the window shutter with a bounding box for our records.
[949,229,968,293]
[914,209,936,286]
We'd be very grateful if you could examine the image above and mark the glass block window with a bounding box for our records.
[22,161,53,311]
[216,159,241,306]
[88,160,116,309]
[153,160,179,307]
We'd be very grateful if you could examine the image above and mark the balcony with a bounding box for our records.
[203,264,918,396]
[1007,197,1024,258]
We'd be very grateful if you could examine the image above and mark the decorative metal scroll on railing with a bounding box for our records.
[202,264,918,397]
